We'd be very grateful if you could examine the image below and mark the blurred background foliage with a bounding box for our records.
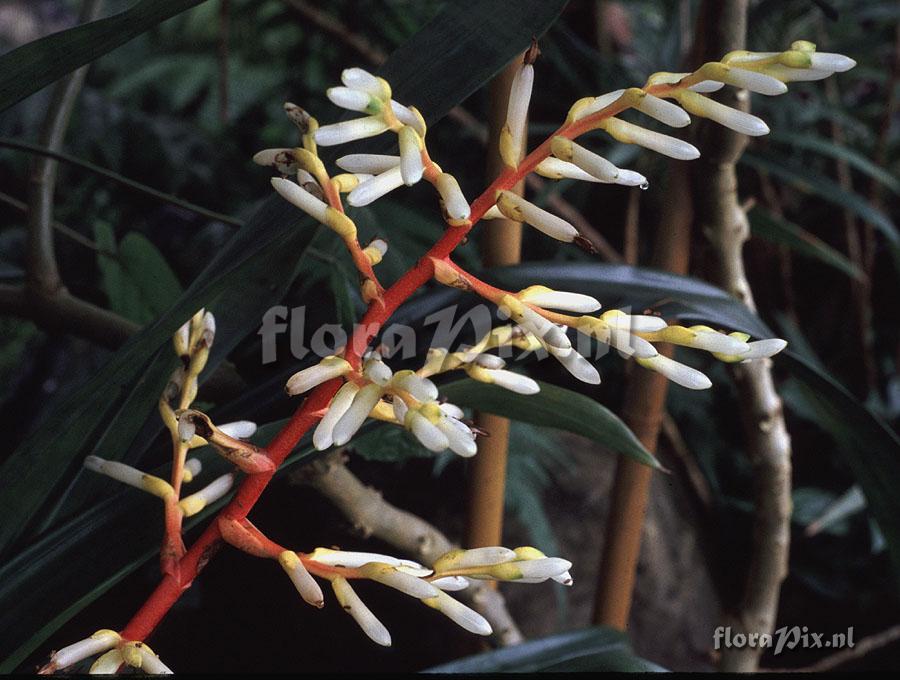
[0,0,899,672]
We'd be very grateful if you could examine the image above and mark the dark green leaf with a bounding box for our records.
[440,378,660,469]
[768,131,900,198]
[0,0,209,112]
[95,228,184,324]
[780,350,900,583]
[749,206,865,281]
[742,153,900,272]
[424,626,666,672]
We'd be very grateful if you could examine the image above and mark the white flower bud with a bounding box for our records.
[332,576,391,647]
[271,177,328,222]
[519,286,601,313]
[398,126,425,185]
[551,136,618,182]
[435,173,470,220]
[514,557,573,581]
[179,473,234,517]
[676,91,769,136]
[336,153,400,174]
[720,67,787,95]
[483,368,540,395]
[439,402,465,420]
[362,563,440,599]
[547,346,601,385]
[637,354,712,390]
[431,575,470,591]
[422,591,492,636]
[314,382,360,451]
[89,649,125,675]
[314,116,389,146]
[347,166,404,206]
[252,148,297,174]
[615,169,648,187]
[572,89,625,121]
[286,356,352,396]
[391,370,439,401]
[278,551,324,608]
[433,547,517,572]
[327,86,374,112]
[504,63,534,163]
[409,411,450,452]
[84,456,144,489]
[49,631,120,671]
[341,67,387,98]
[390,100,423,132]
[604,117,700,160]
[177,414,196,443]
[332,383,384,445]
[740,338,788,361]
[309,548,425,571]
[438,417,478,457]
[690,80,726,93]
[184,458,203,479]
[496,191,578,242]
[809,53,856,72]
[138,648,173,675]
[635,93,691,127]
[687,330,751,354]
[217,420,257,440]
[363,357,393,386]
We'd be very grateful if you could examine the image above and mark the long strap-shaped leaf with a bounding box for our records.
[0,0,209,112]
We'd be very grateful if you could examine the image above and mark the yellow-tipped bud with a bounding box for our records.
[331,173,361,193]
[325,208,357,239]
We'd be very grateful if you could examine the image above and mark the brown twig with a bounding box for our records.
[26,0,105,294]
[290,451,524,647]
[692,1,792,672]
[0,189,104,254]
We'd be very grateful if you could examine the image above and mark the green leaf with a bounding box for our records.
[95,228,184,324]
[375,0,569,126]
[780,351,900,582]
[440,378,660,469]
[0,0,209,112]
[742,153,900,272]
[749,206,865,281]
[424,626,666,672]
[768,131,900,198]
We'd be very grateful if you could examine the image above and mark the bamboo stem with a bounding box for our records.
[465,56,525,554]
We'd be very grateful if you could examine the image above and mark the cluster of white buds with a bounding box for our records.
[85,312,260,517]
[256,66,471,232]
[482,41,854,252]
[285,545,570,646]
[286,349,489,457]
[40,630,172,675]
